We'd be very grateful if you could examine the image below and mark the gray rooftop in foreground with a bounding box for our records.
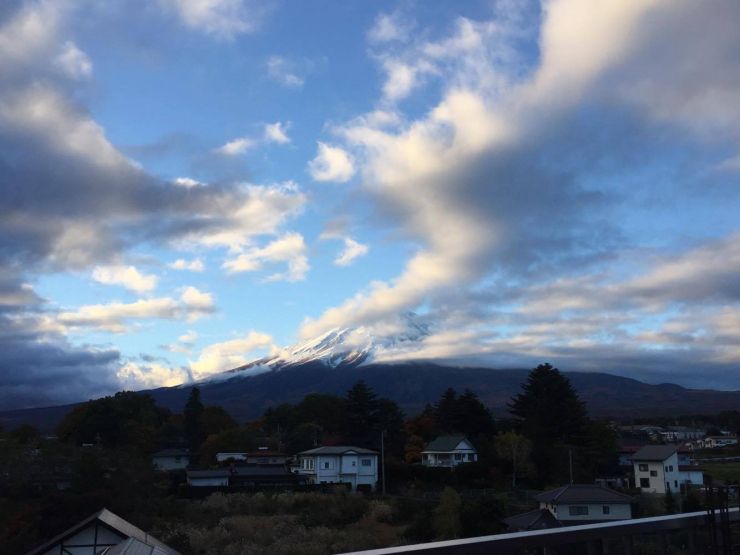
[535,484,633,505]
[632,444,678,461]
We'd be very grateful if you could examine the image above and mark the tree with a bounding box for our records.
[509,363,589,484]
[433,487,462,539]
[496,431,533,489]
[184,387,204,451]
[664,486,677,514]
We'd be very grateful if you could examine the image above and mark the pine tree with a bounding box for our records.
[184,386,204,451]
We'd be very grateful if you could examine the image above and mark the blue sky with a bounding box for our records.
[2,0,740,409]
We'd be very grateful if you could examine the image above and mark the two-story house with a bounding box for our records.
[421,435,478,467]
[151,448,190,471]
[296,446,378,491]
[633,445,680,494]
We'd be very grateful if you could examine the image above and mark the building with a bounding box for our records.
[187,465,306,488]
[657,427,706,442]
[535,484,633,524]
[421,435,478,467]
[633,445,681,494]
[151,448,190,471]
[27,508,179,555]
[216,449,290,465]
[702,436,739,449]
[503,509,562,532]
[296,446,378,491]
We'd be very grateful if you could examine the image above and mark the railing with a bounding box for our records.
[337,508,740,554]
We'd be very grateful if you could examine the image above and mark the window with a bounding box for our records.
[675,480,678,489]
[352,461,356,466]
[361,459,372,466]
[603,506,610,515]
[669,465,674,472]
[468,454,475,461]
[568,506,589,516]
[664,466,669,472]
[640,478,650,488]
[650,470,658,477]
[454,453,463,460]
[324,462,330,469]
[638,464,648,472]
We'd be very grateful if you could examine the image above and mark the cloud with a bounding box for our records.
[223,232,309,282]
[215,136,255,156]
[173,176,202,188]
[159,0,259,39]
[189,331,276,379]
[162,329,199,354]
[333,237,369,267]
[307,142,355,182]
[92,265,159,294]
[265,55,306,88]
[264,121,291,144]
[56,286,216,333]
[117,360,189,389]
[168,258,205,272]
[368,11,414,44]
[54,41,92,79]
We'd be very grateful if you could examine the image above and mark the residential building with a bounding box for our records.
[296,446,378,491]
[27,508,179,555]
[658,427,706,442]
[702,436,739,449]
[633,445,680,494]
[503,509,562,532]
[151,448,190,471]
[535,484,633,524]
[421,435,478,467]
[215,449,289,465]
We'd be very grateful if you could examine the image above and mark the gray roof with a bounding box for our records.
[152,448,189,458]
[535,484,633,505]
[503,509,562,531]
[422,435,475,452]
[298,446,378,455]
[632,444,678,461]
[27,508,179,555]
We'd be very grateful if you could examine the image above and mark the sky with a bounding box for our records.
[2,0,740,410]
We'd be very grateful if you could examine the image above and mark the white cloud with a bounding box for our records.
[169,258,205,272]
[57,287,216,333]
[215,136,255,156]
[266,55,305,88]
[223,232,309,282]
[334,237,369,267]
[92,265,158,294]
[54,41,92,79]
[307,142,355,183]
[160,0,257,39]
[189,331,276,379]
[117,361,189,389]
[173,176,202,188]
[264,121,291,144]
[163,329,199,354]
[368,12,413,44]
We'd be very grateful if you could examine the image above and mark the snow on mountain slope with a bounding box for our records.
[208,314,431,382]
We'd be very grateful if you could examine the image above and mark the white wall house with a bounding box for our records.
[702,436,739,449]
[296,446,378,491]
[535,484,633,523]
[633,445,681,494]
[421,435,478,467]
[152,448,190,471]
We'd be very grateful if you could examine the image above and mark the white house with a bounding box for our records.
[633,445,681,494]
[26,508,179,555]
[296,446,378,491]
[421,435,478,467]
[702,436,739,449]
[152,448,190,471]
[535,484,633,524]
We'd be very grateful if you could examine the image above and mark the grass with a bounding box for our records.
[702,463,740,483]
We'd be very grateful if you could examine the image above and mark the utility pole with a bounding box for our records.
[569,449,574,484]
[381,430,387,496]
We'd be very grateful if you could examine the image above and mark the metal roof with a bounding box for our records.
[422,435,474,452]
[535,484,633,505]
[298,446,378,455]
[26,508,179,555]
[632,445,678,461]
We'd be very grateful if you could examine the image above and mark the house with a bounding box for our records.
[151,448,190,471]
[503,509,562,532]
[702,436,739,449]
[26,507,179,555]
[296,446,378,491]
[215,449,289,465]
[658,427,706,442]
[633,445,681,494]
[187,465,308,488]
[535,484,633,524]
[421,435,478,467]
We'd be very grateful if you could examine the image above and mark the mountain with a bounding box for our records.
[3,323,740,430]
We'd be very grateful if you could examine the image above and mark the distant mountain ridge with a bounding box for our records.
[4,362,740,431]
